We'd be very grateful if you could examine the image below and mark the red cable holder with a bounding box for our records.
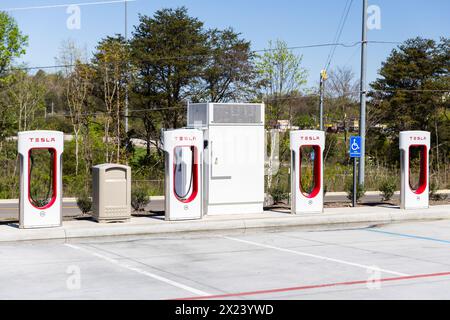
[172,146,199,204]
[27,148,57,210]
[408,145,428,195]
[299,145,322,199]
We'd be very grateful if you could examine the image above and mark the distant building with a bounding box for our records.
[323,119,359,134]
[326,124,338,133]
[275,120,299,132]
[350,119,359,132]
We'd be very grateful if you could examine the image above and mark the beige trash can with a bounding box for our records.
[92,164,131,223]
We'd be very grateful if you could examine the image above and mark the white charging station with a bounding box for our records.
[187,103,265,215]
[399,131,430,210]
[163,128,203,221]
[290,130,325,214]
[18,131,64,228]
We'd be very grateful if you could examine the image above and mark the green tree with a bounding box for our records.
[369,37,449,173]
[370,37,448,132]
[92,35,130,163]
[198,28,258,102]
[7,70,46,131]
[256,39,308,125]
[0,91,15,156]
[327,67,358,144]
[0,12,28,78]
[57,40,94,176]
[0,11,28,150]
[130,7,209,163]
[131,7,208,131]
[290,94,319,130]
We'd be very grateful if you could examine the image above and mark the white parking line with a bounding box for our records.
[223,236,409,277]
[64,243,210,297]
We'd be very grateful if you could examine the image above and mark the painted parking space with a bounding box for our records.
[0,219,449,300]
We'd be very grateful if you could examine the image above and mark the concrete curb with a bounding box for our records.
[1,205,449,243]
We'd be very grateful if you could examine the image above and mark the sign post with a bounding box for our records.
[350,136,362,207]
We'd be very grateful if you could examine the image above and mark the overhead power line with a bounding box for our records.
[342,44,361,69]
[1,0,136,12]
[37,89,450,114]
[8,88,448,121]
[262,89,450,102]
[10,40,402,72]
[324,0,354,71]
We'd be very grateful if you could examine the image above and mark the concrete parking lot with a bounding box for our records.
[0,218,449,300]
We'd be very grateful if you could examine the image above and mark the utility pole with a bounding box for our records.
[358,0,368,186]
[319,69,328,131]
[124,0,129,135]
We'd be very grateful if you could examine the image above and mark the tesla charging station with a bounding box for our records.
[400,131,430,209]
[290,130,325,214]
[18,131,64,228]
[163,128,203,221]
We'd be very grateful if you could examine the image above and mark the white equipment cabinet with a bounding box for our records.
[188,103,265,215]
[163,128,204,220]
[399,131,430,209]
[290,130,325,214]
[18,131,64,229]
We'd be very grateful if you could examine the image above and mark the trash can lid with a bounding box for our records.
[92,163,131,170]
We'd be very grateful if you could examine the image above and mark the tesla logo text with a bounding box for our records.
[409,136,426,141]
[175,136,197,142]
[29,137,56,143]
[300,136,320,141]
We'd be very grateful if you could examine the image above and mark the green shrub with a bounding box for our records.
[346,182,366,203]
[430,181,448,201]
[76,193,92,214]
[270,186,288,204]
[131,188,151,212]
[379,178,397,202]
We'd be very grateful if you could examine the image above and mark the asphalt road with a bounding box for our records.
[1,219,449,299]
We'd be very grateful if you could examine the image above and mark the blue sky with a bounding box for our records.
[2,0,449,88]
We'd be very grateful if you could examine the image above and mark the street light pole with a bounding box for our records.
[124,0,129,135]
[358,0,368,186]
[319,69,328,131]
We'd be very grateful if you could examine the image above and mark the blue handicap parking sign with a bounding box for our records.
[349,136,362,158]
